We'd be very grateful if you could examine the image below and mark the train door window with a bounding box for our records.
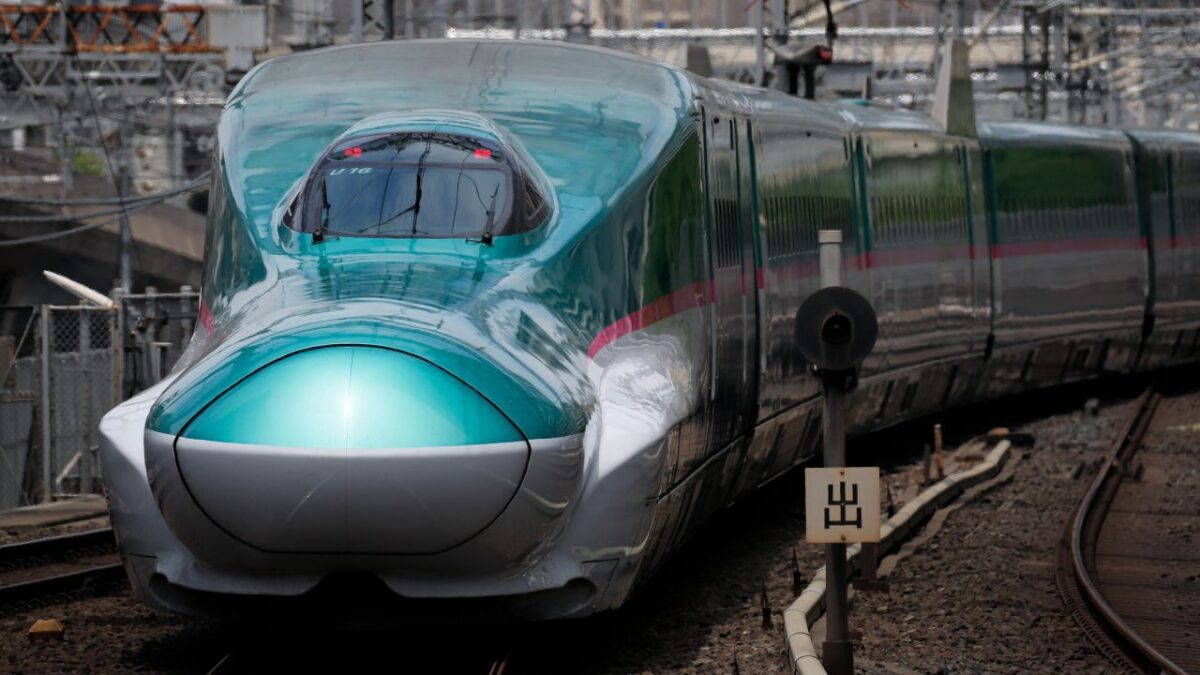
[788,192,796,252]
[789,194,798,254]
[712,119,741,271]
[764,195,773,257]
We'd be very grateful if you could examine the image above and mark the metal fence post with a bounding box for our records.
[178,285,194,353]
[111,288,124,407]
[144,286,159,386]
[38,306,52,503]
[78,309,93,494]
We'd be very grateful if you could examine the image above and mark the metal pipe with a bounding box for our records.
[39,307,52,503]
[110,288,123,409]
[78,309,92,494]
[117,117,133,294]
[383,0,395,38]
[1040,11,1050,120]
[823,452,850,673]
[755,0,765,86]
[771,0,786,42]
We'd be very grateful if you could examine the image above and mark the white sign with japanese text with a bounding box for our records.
[804,466,881,544]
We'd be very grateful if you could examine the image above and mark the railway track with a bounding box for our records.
[1056,388,1195,674]
[206,645,511,674]
[0,527,124,610]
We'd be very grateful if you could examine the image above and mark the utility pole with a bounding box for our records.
[755,0,766,85]
[383,0,395,39]
[55,107,73,193]
[771,0,787,44]
[117,113,133,294]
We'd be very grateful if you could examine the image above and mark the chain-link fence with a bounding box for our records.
[0,306,40,509]
[40,306,121,502]
[0,286,199,510]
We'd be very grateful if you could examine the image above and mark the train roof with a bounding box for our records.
[978,120,1133,150]
[1124,127,1200,151]
[698,78,947,137]
[221,39,696,232]
[229,39,691,114]
[829,101,947,135]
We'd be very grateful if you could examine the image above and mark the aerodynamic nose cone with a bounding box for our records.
[173,346,528,555]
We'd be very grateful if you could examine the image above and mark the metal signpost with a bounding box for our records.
[796,230,880,675]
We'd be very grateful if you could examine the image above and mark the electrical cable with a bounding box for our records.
[0,190,200,223]
[71,53,130,226]
[0,215,122,247]
[0,172,209,208]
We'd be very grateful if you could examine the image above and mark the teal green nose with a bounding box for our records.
[183,345,523,449]
[174,346,529,554]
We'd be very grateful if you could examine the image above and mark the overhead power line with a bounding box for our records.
[0,171,209,209]
[0,215,122,248]
[0,173,208,246]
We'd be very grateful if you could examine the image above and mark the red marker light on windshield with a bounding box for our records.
[344,147,363,157]
[474,148,492,158]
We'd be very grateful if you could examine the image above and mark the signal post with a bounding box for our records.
[795,230,880,675]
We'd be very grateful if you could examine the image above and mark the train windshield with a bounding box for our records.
[298,132,547,240]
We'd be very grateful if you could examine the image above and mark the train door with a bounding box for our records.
[959,142,993,355]
[702,107,755,452]
[1131,139,1172,342]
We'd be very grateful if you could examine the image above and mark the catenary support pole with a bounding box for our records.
[117,116,133,294]
[755,0,766,85]
[383,0,395,39]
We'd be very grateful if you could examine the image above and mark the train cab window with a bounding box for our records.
[293,132,549,241]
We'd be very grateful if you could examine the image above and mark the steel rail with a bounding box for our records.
[0,563,125,607]
[1060,388,1186,675]
[207,648,511,673]
[0,527,124,608]
[0,527,114,566]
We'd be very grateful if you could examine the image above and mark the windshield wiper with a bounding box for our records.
[409,137,433,236]
[471,184,500,247]
[313,183,331,243]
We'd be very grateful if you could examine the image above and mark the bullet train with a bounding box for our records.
[99,39,1200,620]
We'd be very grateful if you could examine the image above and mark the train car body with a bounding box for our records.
[100,39,1200,621]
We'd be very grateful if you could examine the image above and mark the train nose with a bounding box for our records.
[172,346,529,555]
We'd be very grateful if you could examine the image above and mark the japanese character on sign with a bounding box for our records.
[805,466,881,544]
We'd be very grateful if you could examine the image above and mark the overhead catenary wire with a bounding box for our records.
[0,174,207,242]
[0,171,209,209]
[0,215,122,248]
[0,199,173,224]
